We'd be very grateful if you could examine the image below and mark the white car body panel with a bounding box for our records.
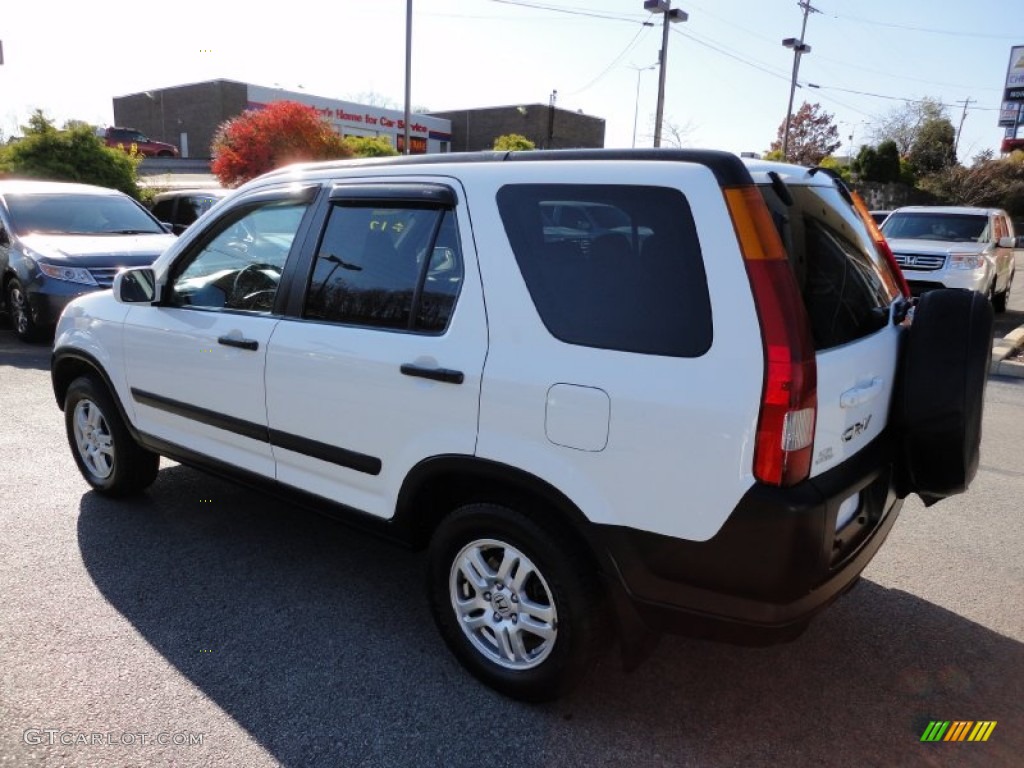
[121,307,280,478]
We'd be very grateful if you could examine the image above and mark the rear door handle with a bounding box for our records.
[841,377,883,408]
[400,363,464,384]
[218,335,259,351]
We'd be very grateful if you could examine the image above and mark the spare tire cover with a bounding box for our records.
[894,288,993,506]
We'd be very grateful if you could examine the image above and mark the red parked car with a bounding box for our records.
[100,127,179,157]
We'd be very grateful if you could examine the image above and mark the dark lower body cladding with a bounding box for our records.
[595,434,902,645]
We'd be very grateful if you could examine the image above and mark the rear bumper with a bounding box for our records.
[594,434,902,643]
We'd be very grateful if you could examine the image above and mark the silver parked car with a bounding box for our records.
[881,205,1017,312]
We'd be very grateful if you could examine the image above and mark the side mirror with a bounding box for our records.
[0,229,9,247]
[997,236,1015,248]
[113,268,159,304]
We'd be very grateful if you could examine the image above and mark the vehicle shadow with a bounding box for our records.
[77,466,1023,767]
[0,330,52,371]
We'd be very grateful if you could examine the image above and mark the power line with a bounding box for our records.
[807,83,999,111]
[566,17,655,95]
[670,27,792,84]
[489,0,646,23]
[827,12,1019,40]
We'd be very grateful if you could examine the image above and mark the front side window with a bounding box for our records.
[166,199,310,313]
[497,184,712,357]
[304,204,463,333]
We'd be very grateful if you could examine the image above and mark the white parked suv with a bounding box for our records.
[881,205,1017,311]
[51,150,993,701]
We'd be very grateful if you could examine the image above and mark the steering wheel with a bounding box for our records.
[229,263,280,310]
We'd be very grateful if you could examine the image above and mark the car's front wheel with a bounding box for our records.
[64,375,159,496]
[427,502,609,702]
[6,278,41,342]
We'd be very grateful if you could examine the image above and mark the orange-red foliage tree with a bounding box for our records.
[211,101,352,187]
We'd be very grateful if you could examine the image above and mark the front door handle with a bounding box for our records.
[218,335,259,351]
[400,363,464,384]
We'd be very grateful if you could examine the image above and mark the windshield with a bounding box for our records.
[6,193,165,236]
[881,212,989,243]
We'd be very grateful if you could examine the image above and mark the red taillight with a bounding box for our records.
[850,191,910,298]
[724,186,817,487]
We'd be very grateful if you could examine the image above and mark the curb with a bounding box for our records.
[990,323,1024,378]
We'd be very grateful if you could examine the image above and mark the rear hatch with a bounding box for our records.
[751,167,905,489]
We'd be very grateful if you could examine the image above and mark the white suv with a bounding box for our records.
[881,205,1017,311]
[51,150,992,701]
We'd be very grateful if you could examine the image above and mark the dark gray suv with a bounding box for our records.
[0,180,176,341]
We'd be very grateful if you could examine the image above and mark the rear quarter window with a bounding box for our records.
[496,184,712,357]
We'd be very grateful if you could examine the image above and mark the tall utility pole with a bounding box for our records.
[644,1,687,148]
[953,97,976,160]
[630,63,658,148]
[781,1,819,160]
[403,0,412,155]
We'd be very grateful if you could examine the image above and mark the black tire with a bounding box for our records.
[894,289,993,505]
[64,375,159,496]
[7,277,42,342]
[427,503,609,702]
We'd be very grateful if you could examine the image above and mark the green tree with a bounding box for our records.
[907,118,957,175]
[818,155,851,183]
[769,102,841,166]
[0,110,141,197]
[211,101,353,187]
[493,133,536,151]
[852,140,901,182]
[871,97,947,156]
[342,135,399,158]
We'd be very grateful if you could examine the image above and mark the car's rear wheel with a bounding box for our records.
[157,150,173,157]
[894,288,993,505]
[7,278,41,342]
[64,375,159,496]
[427,502,609,701]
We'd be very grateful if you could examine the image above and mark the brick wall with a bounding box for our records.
[113,80,248,159]
[429,105,605,152]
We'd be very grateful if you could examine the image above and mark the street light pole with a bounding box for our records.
[403,0,412,155]
[644,1,687,148]
[630,63,657,148]
[781,1,818,161]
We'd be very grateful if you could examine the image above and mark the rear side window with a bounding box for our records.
[758,183,892,350]
[496,184,712,357]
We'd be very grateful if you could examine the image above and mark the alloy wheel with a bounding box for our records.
[449,537,558,670]
[72,399,115,480]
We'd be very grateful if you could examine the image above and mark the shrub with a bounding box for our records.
[211,101,353,187]
[0,111,142,198]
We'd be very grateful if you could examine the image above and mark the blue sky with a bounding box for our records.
[1,0,1019,161]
